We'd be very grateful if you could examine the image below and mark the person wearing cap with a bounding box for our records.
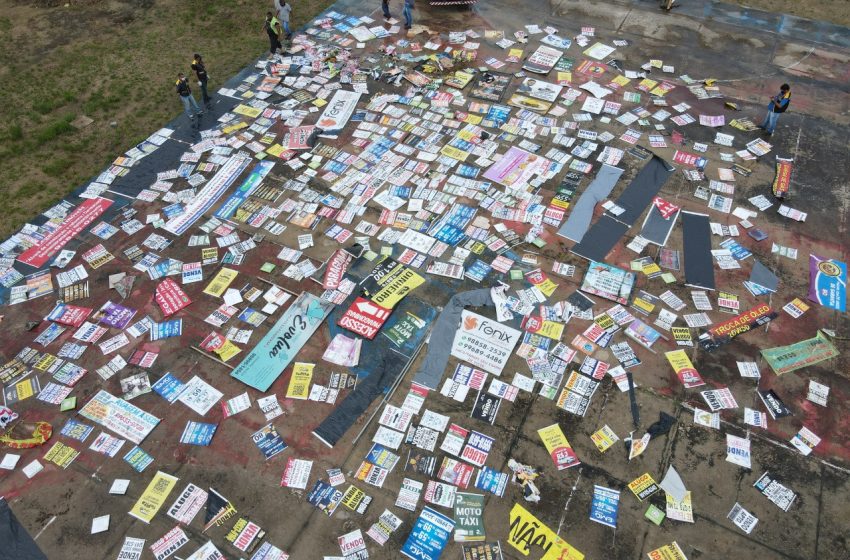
[759,83,791,136]
[175,72,203,120]
[191,54,211,107]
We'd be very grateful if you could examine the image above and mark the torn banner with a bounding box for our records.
[761,331,839,375]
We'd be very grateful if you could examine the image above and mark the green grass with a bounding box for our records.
[0,0,334,239]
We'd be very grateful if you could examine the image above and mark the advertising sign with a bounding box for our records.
[129,470,178,523]
[537,424,580,470]
[451,311,521,376]
[698,304,776,351]
[761,330,839,375]
[18,197,113,267]
[215,160,275,219]
[317,90,361,134]
[808,255,847,312]
[164,155,251,235]
[322,249,353,290]
[507,503,584,559]
[338,297,392,339]
[79,390,161,445]
[664,350,705,388]
[155,278,192,317]
[231,292,334,391]
[401,506,456,560]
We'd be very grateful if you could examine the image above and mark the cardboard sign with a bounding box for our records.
[338,297,392,339]
[323,249,353,290]
[155,278,192,317]
[771,157,792,198]
[537,424,580,470]
[231,292,334,391]
[761,331,839,375]
[80,390,160,445]
[451,311,522,376]
[129,471,178,523]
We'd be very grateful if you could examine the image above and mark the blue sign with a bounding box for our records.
[809,255,847,312]
[589,485,620,528]
[180,421,217,446]
[152,372,185,403]
[215,160,275,219]
[231,292,334,391]
[252,424,288,460]
[401,507,455,560]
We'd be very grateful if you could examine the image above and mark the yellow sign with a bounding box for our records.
[215,339,242,362]
[628,473,659,501]
[370,267,425,309]
[508,503,584,559]
[647,541,688,560]
[440,144,470,162]
[611,75,631,87]
[671,327,692,343]
[129,471,178,523]
[233,104,262,118]
[223,121,248,135]
[286,362,314,400]
[203,268,238,297]
[44,442,80,468]
[537,424,579,470]
[590,425,619,453]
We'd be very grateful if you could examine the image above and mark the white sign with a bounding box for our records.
[178,376,223,415]
[451,311,521,375]
[317,90,361,135]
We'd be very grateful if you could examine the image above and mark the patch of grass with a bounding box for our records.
[7,123,22,141]
[42,157,74,177]
[35,114,75,143]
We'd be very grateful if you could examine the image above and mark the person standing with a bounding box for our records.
[264,11,283,56]
[760,83,791,136]
[191,54,211,107]
[403,0,414,30]
[274,0,293,39]
[176,72,202,120]
[382,0,392,19]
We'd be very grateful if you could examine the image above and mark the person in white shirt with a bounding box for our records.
[274,0,293,39]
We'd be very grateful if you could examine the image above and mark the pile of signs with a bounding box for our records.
[0,5,845,560]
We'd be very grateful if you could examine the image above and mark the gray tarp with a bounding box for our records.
[412,288,494,390]
[557,164,624,242]
[0,499,47,560]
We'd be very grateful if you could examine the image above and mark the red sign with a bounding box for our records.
[652,196,680,219]
[49,304,93,327]
[322,249,353,290]
[18,197,113,267]
[155,278,192,317]
[338,297,391,339]
[772,157,793,198]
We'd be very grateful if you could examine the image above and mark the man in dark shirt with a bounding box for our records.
[176,72,203,120]
[760,83,791,136]
[191,54,211,107]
